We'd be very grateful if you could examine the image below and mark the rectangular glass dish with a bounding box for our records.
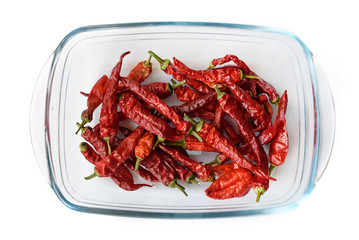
[30,22,335,218]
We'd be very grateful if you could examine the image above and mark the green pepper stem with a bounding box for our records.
[190,130,203,142]
[184,113,199,126]
[148,51,170,71]
[143,55,152,68]
[153,135,166,150]
[254,186,266,203]
[208,62,215,69]
[243,74,260,79]
[84,168,100,180]
[75,116,90,134]
[205,156,222,166]
[214,85,226,100]
[79,142,88,152]
[271,96,280,109]
[269,163,276,175]
[134,156,143,172]
[164,139,186,149]
[170,80,186,90]
[76,122,87,135]
[103,137,112,155]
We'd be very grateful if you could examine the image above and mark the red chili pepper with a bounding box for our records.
[141,150,188,196]
[118,92,185,142]
[123,157,160,183]
[76,75,109,134]
[120,76,192,135]
[158,144,214,182]
[209,54,252,74]
[222,120,242,144]
[148,51,213,95]
[205,166,253,200]
[117,55,153,92]
[111,164,152,191]
[134,131,156,172]
[100,51,130,152]
[249,72,280,104]
[268,91,289,172]
[209,162,239,177]
[142,80,185,99]
[213,106,225,130]
[172,57,244,88]
[79,142,102,165]
[187,108,215,122]
[85,126,145,179]
[165,135,218,153]
[257,90,288,145]
[223,80,271,132]
[159,150,199,184]
[77,125,108,158]
[172,91,218,115]
[184,114,274,181]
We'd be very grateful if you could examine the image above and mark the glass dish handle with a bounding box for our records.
[314,58,336,183]
[30,53,54,185]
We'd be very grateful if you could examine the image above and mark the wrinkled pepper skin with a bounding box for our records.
[80,126,109,158]
[111,164,152,191]
[205,166,253,200]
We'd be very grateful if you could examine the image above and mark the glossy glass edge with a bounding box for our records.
[47,21,320,218]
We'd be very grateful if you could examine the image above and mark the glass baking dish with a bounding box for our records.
[30,22,335,218]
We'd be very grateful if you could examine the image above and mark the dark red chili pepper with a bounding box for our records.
[159,150,199,184]
[173,91,217,115]
[118,92,185,142]
[120,76,192,135]
[257,90,288,145]
[158,144,214,182]
[188,108,215,122]
[141,150,187,196]
[111,164,152,191]
[79,142,102,165]
[222,120,242,144]
[247,71,280,104]
[268,91,289,173]
[148,51,213,95]
[223,80,271,132]
[142,80,185,99]
[184,114,274,181]
[213,106,225,130]
[76,75,109,134]
[172,57,244,88]
[85,126,145,179]
[123,156,159,183]
[209,54,252,75]
[117,55,152,92]
[165,135,218,153]
[134,131,156,172]
[205,165,253,200]
[77,124,108,158]
[100,51,130,152]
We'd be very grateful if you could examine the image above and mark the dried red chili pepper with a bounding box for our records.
[172,91,218,115]
[205,166,253,200]
[124,156,159,183]
[117,55,152,92]
[187,108,215,122]
[223,80,271,132]
[172,57,244,88]
[79,142,102,165]
[148,51,213,95]
[142,80,185,99]
[184,114,274,181]
[77,124,108,158]
[76,75,109,134]
[85,126,145,179]
[134,131,156,172]
[118,92,185,142]
[165,135,218,153]
[100,51,130,152]
[251,73,280,105]
[209,54,252,75]
[111,164,152,191]
[141,150,187,196]
[213,106,225,130]
[268,91,289,173]
[158,144,214,182]
[120,76,192,135]
[159,150,199,184]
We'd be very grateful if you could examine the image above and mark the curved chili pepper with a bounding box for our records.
[223,80,271,132]
[209,54,252,74]
[76,75,109,134]
[205,166,253,200]
[119,92,185,142]
[184,114,274,181]
[188,108,215,122]
[100,51,130,152]
[164,135,218,153]
[158,144,214,182]
[77,124,108,158]
[79,142,102,165]
[111,164,152,191]
[172,91,218,115]
[141,150,187,196]
[124,157,160,183]
[142,80,185,99]
[85,126,145,179]
[117,55,152,92]
[148,51,213,95]
[120,76,192,135]
[172,57,243,88]
[250,72,280,104]
[159,150,199,184]
[134,131,155,172]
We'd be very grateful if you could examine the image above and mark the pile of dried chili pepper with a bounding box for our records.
[76,51,289,202]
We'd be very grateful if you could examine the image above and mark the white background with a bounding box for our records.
[1,0,357,239]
